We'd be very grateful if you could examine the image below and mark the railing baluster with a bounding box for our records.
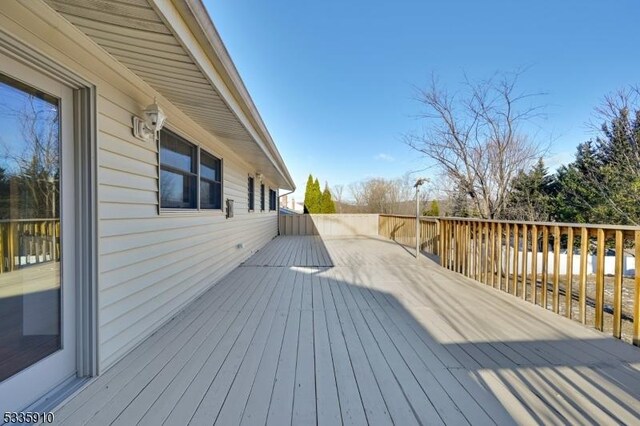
[504,223,510,292]
[443,220,449,268]
[613,230,623,339]
[0,223,4,273]
[512,224,519,296]
[463,221,469,276]
[634,230,640,346]
[542,226,549,309]
[565,227,574,319]
[579,227,588,324]
[474,221,480,281]
[531,225,538,305]
[497,222,503,290]
[483,222,490,285]
[456,221,462,273]
[553,225,561,313]
[8,221,16,271]
[489,222,496,287]
[521,223,528,299]
[595,228,605,331]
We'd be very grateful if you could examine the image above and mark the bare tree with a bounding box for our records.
[347,175,420,214]
[0,94,59,219]
[331,184,344,213]
[405,71,546,219]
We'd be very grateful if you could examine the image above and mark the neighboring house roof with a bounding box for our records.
[44,0,295,191]
[279,208,300,215]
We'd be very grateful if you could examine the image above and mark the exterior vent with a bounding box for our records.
[226,199,234,218]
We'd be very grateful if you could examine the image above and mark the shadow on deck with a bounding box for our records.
[52,235,640,425]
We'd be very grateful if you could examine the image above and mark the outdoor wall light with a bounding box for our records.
[133,99,167,142]
[256,173,264,182]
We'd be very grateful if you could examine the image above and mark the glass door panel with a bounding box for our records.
[0,73,61,382]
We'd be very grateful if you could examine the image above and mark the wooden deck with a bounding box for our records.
[54,236,640,425]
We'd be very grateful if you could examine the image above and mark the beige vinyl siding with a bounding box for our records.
[97,94,279,369]
[1,1,281,372]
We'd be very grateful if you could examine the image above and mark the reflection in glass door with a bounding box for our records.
[0,74,61,382]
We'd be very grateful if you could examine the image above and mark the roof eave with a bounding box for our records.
[160,0,295,191]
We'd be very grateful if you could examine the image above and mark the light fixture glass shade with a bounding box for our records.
[132,100,166,142]
[144,102,166,133]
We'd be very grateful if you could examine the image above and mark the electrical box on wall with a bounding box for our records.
[226,198,234,218]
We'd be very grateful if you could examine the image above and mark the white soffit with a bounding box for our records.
[44,0,294,190]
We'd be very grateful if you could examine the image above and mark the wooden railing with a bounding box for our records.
[378,214,440,255]
[280,213,640,346]
[438,218,640,346]
[0,219,60,273]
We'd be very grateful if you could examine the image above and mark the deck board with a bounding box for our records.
[53,235,640,425]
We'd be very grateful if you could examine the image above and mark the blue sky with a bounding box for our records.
[205,0,639,202]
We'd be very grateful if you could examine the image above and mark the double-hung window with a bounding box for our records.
[260,183,265,212]
[248,176,255,211]
[200,151,222,209]
[159,128,222,210]
[269,189,277,211]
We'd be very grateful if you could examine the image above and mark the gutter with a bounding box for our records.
[277,188,295,235]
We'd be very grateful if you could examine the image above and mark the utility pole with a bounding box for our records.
[414,178,428,260]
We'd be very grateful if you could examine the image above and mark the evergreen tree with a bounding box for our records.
[504,159,557,221]
[449,185,469,217]
[554,143,602,222]
[555,94,640,225]
[303,174,316,213]
[321,183,336,213]
[311,178,322,213]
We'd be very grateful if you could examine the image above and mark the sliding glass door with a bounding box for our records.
[0,53,76,412]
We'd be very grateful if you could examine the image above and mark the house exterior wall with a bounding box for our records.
[0,1,280,372]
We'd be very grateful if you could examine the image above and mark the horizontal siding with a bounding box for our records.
[97,98,279,369]
[99,218,276,367]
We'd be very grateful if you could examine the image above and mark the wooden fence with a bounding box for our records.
[0,219,60,273]
[438,217,640,346]
[279,214,379,236]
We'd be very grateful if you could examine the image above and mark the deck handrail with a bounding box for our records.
[434,216,640,232]
[378,214,640,347]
